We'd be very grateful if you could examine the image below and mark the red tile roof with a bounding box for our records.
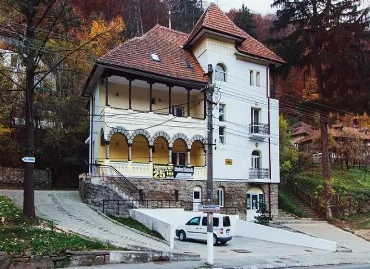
[296,126,370,144]
[97,25,207,84]
[184,3,284,64]
[289,122,315,136]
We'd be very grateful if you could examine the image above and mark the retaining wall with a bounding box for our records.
[0,166,50,189]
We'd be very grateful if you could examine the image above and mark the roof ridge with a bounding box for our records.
[155,24,188,36]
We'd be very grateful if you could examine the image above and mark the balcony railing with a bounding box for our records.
[249,123,269,138]
[249,168,269,179]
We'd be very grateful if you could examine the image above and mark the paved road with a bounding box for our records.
[0,190,173,252]
[284,222,370,253]
[298,265,370,269]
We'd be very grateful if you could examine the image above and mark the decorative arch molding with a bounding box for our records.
[172,133,191,150]
[152,131,171,147]
[131,129,153,146]
[107,126,131,143]
[190,135,206,146]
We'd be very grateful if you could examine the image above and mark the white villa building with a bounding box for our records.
[82,3,284,220]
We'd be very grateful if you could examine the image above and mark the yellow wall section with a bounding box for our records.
[190,141,205,166]
[173,139,187,152]
[132,135,149,163]
[152,137,168,164]
[110,133,128,162]
[98,143,106,163]
[102,81,205,119]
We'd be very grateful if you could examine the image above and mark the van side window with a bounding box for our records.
[213,217,219,227]
[202,217,207,226]
[223,216,231,227]
[187,217,200,225]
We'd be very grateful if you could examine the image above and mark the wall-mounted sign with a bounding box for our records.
[198,204,221,213]
[225,159,233,165]
[153,164,194,179]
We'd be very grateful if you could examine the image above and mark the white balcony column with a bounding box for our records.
[168,147,172,164]
[128,143,132,161]
[105,141,110,159]
[187,148,191,166]
[149,145,153,163]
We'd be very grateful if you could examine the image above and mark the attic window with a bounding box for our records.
[151,53,160,62]
[184,59,193,70]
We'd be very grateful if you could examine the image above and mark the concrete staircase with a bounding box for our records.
[279,187,322,220]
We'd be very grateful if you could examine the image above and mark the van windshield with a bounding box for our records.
[223,216,231,227]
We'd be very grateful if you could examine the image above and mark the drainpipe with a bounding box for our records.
[88,92,94,174]
[266,65,272,218]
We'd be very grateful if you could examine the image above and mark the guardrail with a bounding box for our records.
[249,123,269,135]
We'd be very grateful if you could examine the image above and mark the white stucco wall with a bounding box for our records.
[193,37,280,183]
[235,220,337,251]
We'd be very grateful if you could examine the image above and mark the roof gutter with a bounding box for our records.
[235,51,285,67]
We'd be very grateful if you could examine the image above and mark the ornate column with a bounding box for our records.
[168,86,172,115]
[128,143,132,162]
[149,145,153,163]
[168,147,172,164]
[187,148,191,166]
[105,141,110,159]
[128,79,132,110]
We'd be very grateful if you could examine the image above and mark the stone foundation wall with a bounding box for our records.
[79,176,279,219]
[261,183,279,218]
[0,166,50,189]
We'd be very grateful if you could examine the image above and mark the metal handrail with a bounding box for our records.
[249,123,269,135]
[249,168,269,179]
[102,199,238,215]
[90,163,140,198]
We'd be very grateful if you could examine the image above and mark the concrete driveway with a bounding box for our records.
[174,236,328,267]
[284,223,370,253]
[0,190,173,252]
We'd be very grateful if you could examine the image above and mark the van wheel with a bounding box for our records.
[213,234,217,246]
[179,230,186,241]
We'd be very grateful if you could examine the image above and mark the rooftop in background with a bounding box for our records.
[295,123,370,145]
[289,122,316,137]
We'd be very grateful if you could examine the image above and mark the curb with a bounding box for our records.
[89,206,169,246]
[223,260,370,269]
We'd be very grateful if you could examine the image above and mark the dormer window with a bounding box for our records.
[151,53,160,62]
[215,64,226,82]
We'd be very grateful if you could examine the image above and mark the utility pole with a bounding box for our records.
[206,64,214,265]
[23,0,36,220]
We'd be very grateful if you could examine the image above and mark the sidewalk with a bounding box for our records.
[0,190,173,252]
[284,222,370,252]
[73,251,370,269]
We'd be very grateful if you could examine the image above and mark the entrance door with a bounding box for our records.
[193,186,202,211]
[246,187,264,221]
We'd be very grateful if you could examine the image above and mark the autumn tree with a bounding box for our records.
[272,0,370,218]
[0,0,124,219]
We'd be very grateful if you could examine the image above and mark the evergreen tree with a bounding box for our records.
[233,4,258,38]
[254,202,272,226]
[272,0,370,218]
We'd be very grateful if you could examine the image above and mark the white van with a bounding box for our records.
[175,214,232,245]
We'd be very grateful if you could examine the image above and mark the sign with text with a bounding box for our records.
[22,157,35,163]
[198,204,221,213]
[153,164,194,179]
[225,159,233,165]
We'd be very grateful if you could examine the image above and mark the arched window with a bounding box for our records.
[251,150,261,169]
[215,64,226,82]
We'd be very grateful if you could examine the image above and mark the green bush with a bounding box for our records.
[278,191,307,218]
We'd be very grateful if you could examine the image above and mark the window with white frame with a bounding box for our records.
[250,70,254,86]
[219,104,225,122]
[256,72,261,87]
[217,187,225,207]
[219,126,225,144]
[172,106,184,117]
[215,64,226,82]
